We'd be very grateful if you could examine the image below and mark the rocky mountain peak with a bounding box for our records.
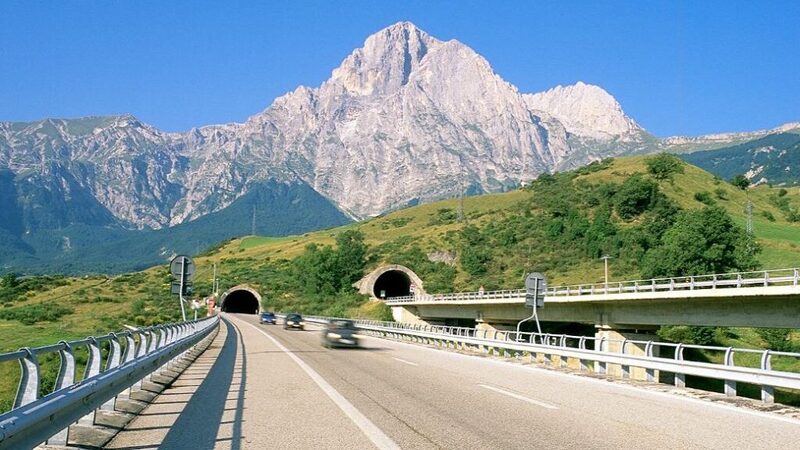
[524,81,643,140]
[328,21,440,97]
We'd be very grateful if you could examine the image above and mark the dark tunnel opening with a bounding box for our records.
[222,290,260,314]
[373,270,412,299]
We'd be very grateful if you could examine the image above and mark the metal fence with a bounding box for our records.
[0,316,219,449]
[299,315,800,404]
[386,267,800,304]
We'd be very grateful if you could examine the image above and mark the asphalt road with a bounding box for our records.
[108,313,800,449]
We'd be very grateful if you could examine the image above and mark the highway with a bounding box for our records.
[108,313,800,449]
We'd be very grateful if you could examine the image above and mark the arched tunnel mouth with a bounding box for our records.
[373,270,412,299]
[221,289,260,314]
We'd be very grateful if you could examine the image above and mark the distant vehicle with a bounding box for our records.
[321,319,359,348]
[259,312,276,325]
[284,313,304,330]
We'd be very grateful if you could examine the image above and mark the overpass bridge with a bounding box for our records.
[383,268,800,329]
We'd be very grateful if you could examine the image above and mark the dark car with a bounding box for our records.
[259,312,276,325]
[321,319,359,348]
[283,313,304,330]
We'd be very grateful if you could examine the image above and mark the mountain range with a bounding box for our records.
[1,21,797,274]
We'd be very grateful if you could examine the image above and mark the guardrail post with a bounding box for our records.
[794,268,799,287]
[760,350,774,403]
[559,335,568,368]
[47,342,77,445]
[620,339,630,379]
[645,341,655,382]
[578,337,588,371]
[669,278,675,291]
[13,348,40,409]
[712,275,717,289]
[79,337,102,425]
[736,273,742,288]
[674,343,685,388]
[764,271,769,287]
[595,337,607,374]
[723,347,737,397]
[689,276,695,290]
[100,334,122,411]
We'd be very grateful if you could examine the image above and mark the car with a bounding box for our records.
[321,319,359,348]
[259,311,276,325]
[283,313,304,330]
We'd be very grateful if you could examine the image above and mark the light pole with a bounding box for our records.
[600,255,612,290]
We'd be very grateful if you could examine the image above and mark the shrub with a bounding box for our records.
[645,153,685,181]
[693,191,715,206]
[0,304,74,325]
[729,174,750,190]
[714,188,728,200]
[756,328,794,352]
[761,211,776,222]
[613,175,660,220]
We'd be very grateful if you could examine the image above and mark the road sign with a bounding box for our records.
[171,281,193,296]
[525,272,547,308]
[170,255,195,279]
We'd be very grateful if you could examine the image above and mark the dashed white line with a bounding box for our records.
[236,317,401,450]
[391,357,419,366]
[478,384,558,410]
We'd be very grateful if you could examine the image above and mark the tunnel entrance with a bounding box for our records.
[220,288,260,314]
[373,270,412,299]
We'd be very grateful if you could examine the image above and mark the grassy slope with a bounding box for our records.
[2,156,799,408]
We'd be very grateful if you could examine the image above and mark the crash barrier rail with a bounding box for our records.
[385,267,800,304]
[0,315,219,449]
[297,315,800,404]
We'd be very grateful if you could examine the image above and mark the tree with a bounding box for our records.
[641,206,759,278]
[645,153,685,181]
[1,273,19,288]
[334,230,368,288]
[729,174,751,190]
[613,175,660,220]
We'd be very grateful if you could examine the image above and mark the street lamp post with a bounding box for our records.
[600,255,612,291]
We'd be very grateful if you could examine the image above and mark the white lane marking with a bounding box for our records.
[391,357,418,366]
[237,317,401,450]
[362,334,800,427]
[478,384,558,410]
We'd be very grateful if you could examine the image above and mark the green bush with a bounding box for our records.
[0,303,74,325]
[756,328,794,352]
[693,191,716,206]
[645,153,685,181]
[729,174,750,190]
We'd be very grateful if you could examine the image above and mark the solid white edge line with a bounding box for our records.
[391,357,419,366]
[478,384,558,410]
[358,332,800,427]
[236,317,401,450]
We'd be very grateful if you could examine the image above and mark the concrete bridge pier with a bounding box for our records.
[594,326,661,382]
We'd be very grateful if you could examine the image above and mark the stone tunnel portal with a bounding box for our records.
[373,270,412,299]
[220,287,261,314]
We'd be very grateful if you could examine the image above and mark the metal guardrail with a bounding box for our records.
[300,315,800,404]
[0,316,219,449]
[386,268,800,304]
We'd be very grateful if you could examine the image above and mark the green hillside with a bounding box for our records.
[3,155,800,410]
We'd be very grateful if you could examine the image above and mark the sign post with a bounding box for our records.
[170,255,195,322]
[518,272,547,335]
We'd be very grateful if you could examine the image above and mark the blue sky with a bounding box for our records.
[1,1,798,137]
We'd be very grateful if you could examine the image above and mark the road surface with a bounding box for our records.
[107,313,800,449]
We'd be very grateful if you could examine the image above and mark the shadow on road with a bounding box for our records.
[158,318,246,449]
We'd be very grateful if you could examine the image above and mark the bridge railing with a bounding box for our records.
[299,315,800,404]
[0,316,219,449]
[385,267,800,303]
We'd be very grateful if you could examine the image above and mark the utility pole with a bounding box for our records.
[601,255,612,289]
[251,205,257,236]
[212,263,217,296]
[746,199,753,236]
